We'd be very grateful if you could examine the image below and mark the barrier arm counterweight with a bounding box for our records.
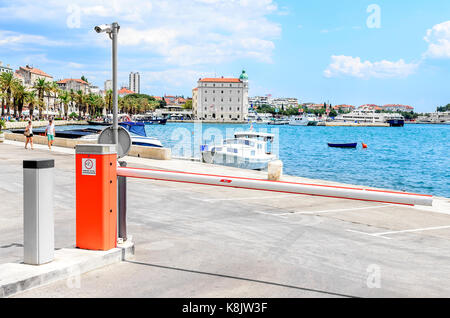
[117,167,433,207]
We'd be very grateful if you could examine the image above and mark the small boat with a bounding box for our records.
[288,115,309,126]
[327,143,358,148]
[133,114,167,125]
[268,118,289,125]
[80,122,163,148]
[87,120,111,126]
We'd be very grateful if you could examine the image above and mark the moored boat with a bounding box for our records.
[327,143,358,148]
[201,131,277,170]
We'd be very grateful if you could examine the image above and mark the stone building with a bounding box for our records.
[193,70,249,121]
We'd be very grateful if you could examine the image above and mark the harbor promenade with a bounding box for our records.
[1,139,450,297]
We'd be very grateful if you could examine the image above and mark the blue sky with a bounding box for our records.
[0,0,449,112]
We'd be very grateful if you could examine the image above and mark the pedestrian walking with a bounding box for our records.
[24,120,34,150]
[45,119,55,150]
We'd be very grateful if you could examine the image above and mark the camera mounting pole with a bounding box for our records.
[111,22,120,148]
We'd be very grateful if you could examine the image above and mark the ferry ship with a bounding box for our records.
[335,109,405,127]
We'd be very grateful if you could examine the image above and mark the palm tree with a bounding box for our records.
[69,89,76,116]
[58,91,70,118]
[25,91,38,118]
[104,89,113,114]
[48,82,59,115]
[76,90,84,118]
[0,72,14,118]
[33,78,48,119]
[12,80,26,118]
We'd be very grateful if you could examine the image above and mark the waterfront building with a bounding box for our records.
[0,61,13,74]
[306,103,326,110]
[249,95,273,108]
[129,72,140,94]
[418,111,450,123]
[15,65,53,87]
[383,104,414,112]
[333,104,355,113]
[13,71,25,85]
[104,80,112,92]
[359,104,382,111]
[89,85,101,95]
[193,70,249,121]
[272,98,298,110]
[163,95,186,106]
[57,78,90,94]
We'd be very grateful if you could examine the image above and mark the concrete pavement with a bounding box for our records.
[1,140,450,297]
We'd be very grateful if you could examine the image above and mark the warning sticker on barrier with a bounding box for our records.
[82,158,96,176]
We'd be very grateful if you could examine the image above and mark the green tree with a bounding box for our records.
[0,72,15,117]
[58,91,70,118]
[32,78,50,119]
[12,80,26,118]
[25,91,38,118]
[183,99,193,109]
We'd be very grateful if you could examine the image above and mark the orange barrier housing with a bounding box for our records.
[76,145,117,250]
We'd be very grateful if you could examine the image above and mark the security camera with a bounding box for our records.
[94,24,112,33]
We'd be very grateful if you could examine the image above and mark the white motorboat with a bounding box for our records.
[288,114,318,126]
[201,131,277,170]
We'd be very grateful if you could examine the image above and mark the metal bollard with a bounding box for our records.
[118,161,127,241]
[23,159,55,265]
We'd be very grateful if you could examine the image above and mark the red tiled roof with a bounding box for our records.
[57,78,88,85]
[199,78,241,83]
[383,104,414,109]
[118,87,134,95]
[153,96,163,100]
[14,71,23,79]
[20,66,52,78]
[193,88,198,91]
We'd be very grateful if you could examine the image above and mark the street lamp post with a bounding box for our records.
[95,22,120,146]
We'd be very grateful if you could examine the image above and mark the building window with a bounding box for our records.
[221,107,223,111]
[230,84,232,87]
[238,98,240,102]
[213,98,215,102]
[238,90,240,93]
[221,90,224,94]
[205,107,207,110]
[237,107,240,111]
[229,107,232,111]
[221,98,223,102]
[213,84,215,87]
[229,115,232,118]
[213,90,215,93]
[229,98,232,102]
[205,90,207,93]
[205,98,207,102]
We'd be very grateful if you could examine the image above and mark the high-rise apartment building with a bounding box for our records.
[129,72,140,94]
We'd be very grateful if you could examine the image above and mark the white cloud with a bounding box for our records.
[324,55,418,79]
[0,0,281,66]
[424,21,450,59]
[0,30,66,48]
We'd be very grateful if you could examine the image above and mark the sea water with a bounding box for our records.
[143,123,450,198]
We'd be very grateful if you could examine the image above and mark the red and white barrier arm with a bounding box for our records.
[117,167,433,206]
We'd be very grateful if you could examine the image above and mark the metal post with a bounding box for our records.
[111,22,119,148]
[23,159,54,265]
[118,161,127,241]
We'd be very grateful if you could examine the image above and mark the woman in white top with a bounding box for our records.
[24,120,34,150]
